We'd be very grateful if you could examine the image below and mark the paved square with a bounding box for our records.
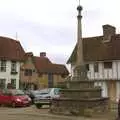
[0,105,117,120]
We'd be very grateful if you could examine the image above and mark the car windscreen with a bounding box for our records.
[11,90,25,96]
[54,88,60,95]
[39,88,52,94]
[31,91,41,96]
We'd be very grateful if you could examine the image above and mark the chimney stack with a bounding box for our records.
[40,52,46,57]
[103,24,116,42]
[26,52,33,57]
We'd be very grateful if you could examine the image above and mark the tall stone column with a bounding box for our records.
[74,1,87,80]
[76,2,83,66]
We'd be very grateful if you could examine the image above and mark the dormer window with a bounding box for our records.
[0,60,6,72]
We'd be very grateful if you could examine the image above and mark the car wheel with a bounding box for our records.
[12,102,16,108]
[36,104,42,109]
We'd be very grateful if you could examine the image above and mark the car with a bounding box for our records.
[34,88,61,108]
[0,89,31,107]
[24,90,42,104]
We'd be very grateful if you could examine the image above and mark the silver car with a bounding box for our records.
[34,88,61,108]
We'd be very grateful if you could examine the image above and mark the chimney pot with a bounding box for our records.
[40,52,46,57]
[26,52,33,56]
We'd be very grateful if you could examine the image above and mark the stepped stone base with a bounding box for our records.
[50,97,109,116]
[50,65,109,117]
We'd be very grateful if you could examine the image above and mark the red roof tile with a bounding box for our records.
[0,36,25,61]
[33,56,69,75]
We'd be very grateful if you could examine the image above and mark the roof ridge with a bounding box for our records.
[83,35,103,39]
[0,36,20,42]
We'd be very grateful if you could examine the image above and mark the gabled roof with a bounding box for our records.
[0,36,25,61]
[67,44,77,64]
[33,56,69,75]
[67,34,120,63]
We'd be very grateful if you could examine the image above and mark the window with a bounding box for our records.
[61,74,66,78]
[24,69,32,76]
[2,89,12,95]
[94,63,98,72]
[0,79,6,89]
[11,61,17,72]
[86,64,89,71]
[0,60,6,72]
[48,73,53,88]
[104,62,112,68]
[54,88,60,95]
[11,79,16,89]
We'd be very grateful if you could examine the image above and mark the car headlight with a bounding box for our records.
[16,98,22,102]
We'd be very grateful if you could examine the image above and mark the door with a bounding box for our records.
[108,80,116,101]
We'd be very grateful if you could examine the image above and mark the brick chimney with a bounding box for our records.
[102,24,116,42]
[40,52,46,57]
[26,52,33,57]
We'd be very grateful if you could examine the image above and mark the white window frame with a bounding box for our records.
[11,61,17,72]
[0,60,6,72]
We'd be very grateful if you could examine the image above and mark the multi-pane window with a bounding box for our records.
[104,62,112,68]
[0,79,6,89]
[94,63,98,72]
[11,61,17,72]
[11,79,16,89]
[24,69,32,76]
[0,60,6,72]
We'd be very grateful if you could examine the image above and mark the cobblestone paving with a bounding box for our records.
[0,105,117,120]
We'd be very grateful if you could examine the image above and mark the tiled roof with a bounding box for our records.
[67,34,120,63]
[34,56,69,75]
[0,36,25,61]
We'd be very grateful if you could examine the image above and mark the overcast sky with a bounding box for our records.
[0,0,120,67]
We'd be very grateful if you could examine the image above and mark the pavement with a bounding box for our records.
[0,105,118,120]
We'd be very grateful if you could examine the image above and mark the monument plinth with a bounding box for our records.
[50,65,108,116]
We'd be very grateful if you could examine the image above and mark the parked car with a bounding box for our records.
[34,88,61,108]
[24,90,42,104]
[0,89,31,107]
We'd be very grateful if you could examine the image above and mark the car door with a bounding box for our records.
[2,90,12,105]
[0,90,4,104]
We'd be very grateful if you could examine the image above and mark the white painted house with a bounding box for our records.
[0,36,25,89]
[67,25,120,102]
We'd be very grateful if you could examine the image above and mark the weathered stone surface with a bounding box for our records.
[50,97,108,116]
[50,65,109,117]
